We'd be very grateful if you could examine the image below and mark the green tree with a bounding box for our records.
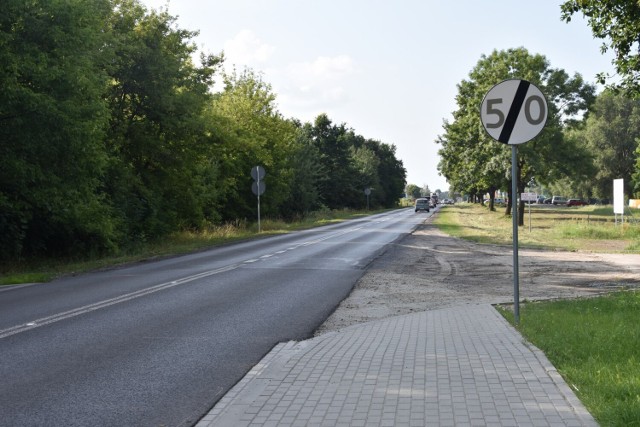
[405,184,422,200]
[634,146,640,197]
[304,115,406,210]
[104,0,221,240]
[209,69,297,220]
[368,140,406,207]
[437,48,595,224]
[572,90,640,199]
[280,125,324,218]
[350,144,380,209]
[0,0,116,259]
[561,1,640,95]
[308,114,359,209]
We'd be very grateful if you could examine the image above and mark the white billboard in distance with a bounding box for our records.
[613,179,624,214]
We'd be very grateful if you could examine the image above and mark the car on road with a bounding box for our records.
[536,195,546,204]
[414,198,430,212]
[551,196,568,205]
[567,198,588,207]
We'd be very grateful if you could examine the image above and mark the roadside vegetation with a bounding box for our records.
[1,1,406,265]
[498,293,640,426]
[435,203,640,425]
[434,203,640,253]
[0,208,385,286]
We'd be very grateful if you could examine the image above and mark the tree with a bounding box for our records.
[572,90,640,199]
[280,125,324,218]
[350,144,380,209]
[0,0,116,258]
[437,48,596,224]
[208,69,297,220]
[634,146,640,197]
[561,1,640,95]
[308,114,359,209]
[405,184,422,200]
[370,140,406,207]
[303,115,406,210]
[104,1,221,240]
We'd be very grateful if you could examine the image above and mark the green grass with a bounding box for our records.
[434,203,640,253]
[497,292,640,426]
[0,208,392,286]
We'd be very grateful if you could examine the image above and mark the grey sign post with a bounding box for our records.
[480,79,548,324]
[251,166,266,232]
[364,188,371,210]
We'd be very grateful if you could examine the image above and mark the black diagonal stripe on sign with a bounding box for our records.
[498,80,530,144]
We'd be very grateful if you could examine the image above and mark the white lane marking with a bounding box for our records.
[0,264,239,340]
[1,219,382,339]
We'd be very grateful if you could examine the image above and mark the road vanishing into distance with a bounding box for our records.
[0,208,434,426]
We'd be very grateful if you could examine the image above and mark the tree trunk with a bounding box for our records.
[488,186,496,211]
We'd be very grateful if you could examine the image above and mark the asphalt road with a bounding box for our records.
[0,208,433,426]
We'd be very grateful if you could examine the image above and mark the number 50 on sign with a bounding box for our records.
[480,79,548,145]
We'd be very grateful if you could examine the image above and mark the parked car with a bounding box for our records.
[543,198,552,204]
[414,198,430,212]
[551,196,568,205]
[536,195,546,204]
[567,199,587,207]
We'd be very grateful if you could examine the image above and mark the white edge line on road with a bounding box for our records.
[0,264,239,339]
[1,217,394,339]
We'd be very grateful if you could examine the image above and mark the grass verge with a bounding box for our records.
[0,208,390,286]
[496,292,640,426]
[434,203,640,253]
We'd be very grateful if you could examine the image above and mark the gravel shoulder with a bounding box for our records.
[315,210,640,336]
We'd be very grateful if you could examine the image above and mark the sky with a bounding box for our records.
[141,0,615,193]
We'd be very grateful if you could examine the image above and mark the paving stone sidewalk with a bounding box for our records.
[197,304,597,426]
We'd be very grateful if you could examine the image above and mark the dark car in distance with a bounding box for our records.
[567,199,588,207]
[414,198,430,212]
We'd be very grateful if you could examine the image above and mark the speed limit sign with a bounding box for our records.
[480,79,548,145]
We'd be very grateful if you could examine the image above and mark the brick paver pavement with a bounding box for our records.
[197,304,597,427]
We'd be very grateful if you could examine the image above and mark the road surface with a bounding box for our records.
[0,208,432,426]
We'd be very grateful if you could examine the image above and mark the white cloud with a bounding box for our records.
[275,55,358,118]
[287,55,357,84]
[223,29,275,66]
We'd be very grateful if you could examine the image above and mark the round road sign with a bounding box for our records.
[480,79,548,145]
[252,181,266,196]
[251,165,266,181]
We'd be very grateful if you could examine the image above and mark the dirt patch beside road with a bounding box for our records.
[315,213,640,336]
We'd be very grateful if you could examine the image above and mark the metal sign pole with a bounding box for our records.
[251,166,265,233]
[480,79,548,326]
[511,145,520,324]
[257,174,261,233]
